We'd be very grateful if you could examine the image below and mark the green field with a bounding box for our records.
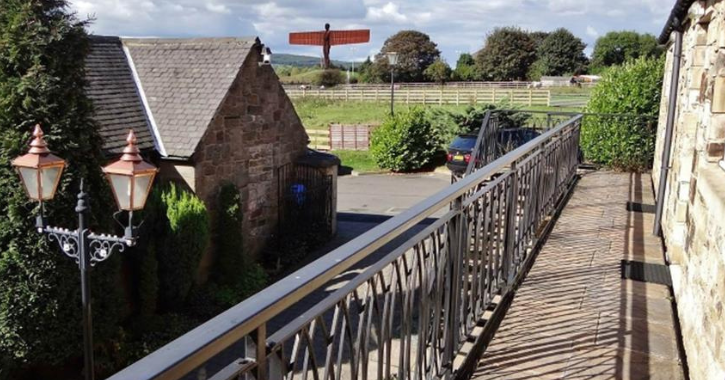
[293,98,585,130]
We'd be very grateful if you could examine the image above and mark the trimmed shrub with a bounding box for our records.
[581,57,664,171]
[370,107,440,172]
[313,69,344,87]
[157,184,210,309]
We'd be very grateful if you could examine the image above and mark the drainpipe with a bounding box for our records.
[653,30,683,236]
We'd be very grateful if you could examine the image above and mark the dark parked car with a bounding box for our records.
[446,128,541,174]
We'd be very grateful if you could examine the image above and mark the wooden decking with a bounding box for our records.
[472,171,686,379]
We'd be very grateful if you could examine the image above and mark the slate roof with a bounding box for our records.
[86,36,156,154]
[123,37,259,158]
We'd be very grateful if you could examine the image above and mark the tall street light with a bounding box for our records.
[12,125,158,380]
[387,51,399,115]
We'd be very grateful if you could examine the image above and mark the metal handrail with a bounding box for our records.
[108,115,583,380]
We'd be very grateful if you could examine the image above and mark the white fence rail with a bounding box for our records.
[286,88,551,107]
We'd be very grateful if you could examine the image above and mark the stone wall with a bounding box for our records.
[192,46,309,277]
[653,1,725,378]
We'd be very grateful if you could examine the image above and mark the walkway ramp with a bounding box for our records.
[473,171,686,379]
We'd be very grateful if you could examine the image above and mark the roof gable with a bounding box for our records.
[86,36,156,154]
[123,37,259,158]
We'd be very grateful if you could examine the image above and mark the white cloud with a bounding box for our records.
[206,2,231,14]
[586,26,599,38]
[366,2,408,23]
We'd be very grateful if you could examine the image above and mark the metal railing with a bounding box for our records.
[108,115,583,380]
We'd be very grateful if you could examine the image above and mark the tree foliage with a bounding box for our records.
[0,0,123,371]
[475,27,536,81]
[591,31,662,72]
[424,59,451,84]
[581,57,664,171]
[371,30,441,82]
[370,107,440,172]
[533,28,588,77]
[453,53,478,81]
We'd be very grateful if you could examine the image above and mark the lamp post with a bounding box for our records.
[12,125,157,380]
[387,52,399,115]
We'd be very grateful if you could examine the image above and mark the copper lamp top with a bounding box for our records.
[12,124,66,169]
[103,130,158,176]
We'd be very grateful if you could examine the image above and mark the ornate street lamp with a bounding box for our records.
[387,52,399,115]
[12,125,66,230]
[12,126,157,380]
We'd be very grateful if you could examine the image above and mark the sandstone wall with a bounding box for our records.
[653,1,725,378]
[192,46,309,276]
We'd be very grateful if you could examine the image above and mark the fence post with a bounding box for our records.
[375,88,379,102]
[406,89,410,105]
[547,90,551,107]
[529,89,533,106]
[493,87,496,103]
[302,87,306,98]
[423,91,426,104]
[503,161,519,291]
[456,89,460,106]
[509,89,514,106]
[439,88,443,105]
[474,89,478,104]
[345,88,349,101]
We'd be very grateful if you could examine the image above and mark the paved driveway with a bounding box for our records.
[338,173,451,216]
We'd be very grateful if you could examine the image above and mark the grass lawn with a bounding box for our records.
[294,98,585,130]
[295,99,472,130]
[331,150,383,173]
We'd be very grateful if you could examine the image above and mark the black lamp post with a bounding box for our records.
[12,126,158,380]
[387,52,399,115]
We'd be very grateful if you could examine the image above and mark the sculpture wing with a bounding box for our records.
[289,31,325,46]
[330,30,370,46]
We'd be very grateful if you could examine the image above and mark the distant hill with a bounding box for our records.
[273,53,355,69]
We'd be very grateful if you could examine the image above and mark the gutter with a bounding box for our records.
[658,0,696,44]
[653,30,683,237]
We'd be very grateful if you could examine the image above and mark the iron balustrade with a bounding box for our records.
[108,115,583,380]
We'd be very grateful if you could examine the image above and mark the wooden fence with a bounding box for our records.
[307,124,379,151]
[286,87,551,106]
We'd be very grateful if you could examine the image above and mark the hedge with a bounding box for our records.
[581,57,664,171]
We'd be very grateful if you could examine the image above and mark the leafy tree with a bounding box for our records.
[528,31,550,50]
[424,59,452,84]
[371,30,441,82]
[453,53,478,81]
[0,0,123,372]
[533,28,588,77]
[475,27,536,81]
[581,57,664,170]
[591,31,662,72]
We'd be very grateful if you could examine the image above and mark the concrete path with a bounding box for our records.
[472,171,686,379]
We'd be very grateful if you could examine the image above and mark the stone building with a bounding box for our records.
[85,36,312,275]
[654,1,725,378]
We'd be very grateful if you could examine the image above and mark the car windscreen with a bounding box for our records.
[449,136,477,150]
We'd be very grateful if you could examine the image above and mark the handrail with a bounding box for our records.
[108,114,583,380]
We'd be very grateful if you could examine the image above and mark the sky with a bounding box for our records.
[69,0,676,64]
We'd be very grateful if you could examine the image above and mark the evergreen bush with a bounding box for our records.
[156,184,210,309]
[0,0,123,372]
[214,182,245,284]
[370,107,440,172]
[581,57,664,171]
